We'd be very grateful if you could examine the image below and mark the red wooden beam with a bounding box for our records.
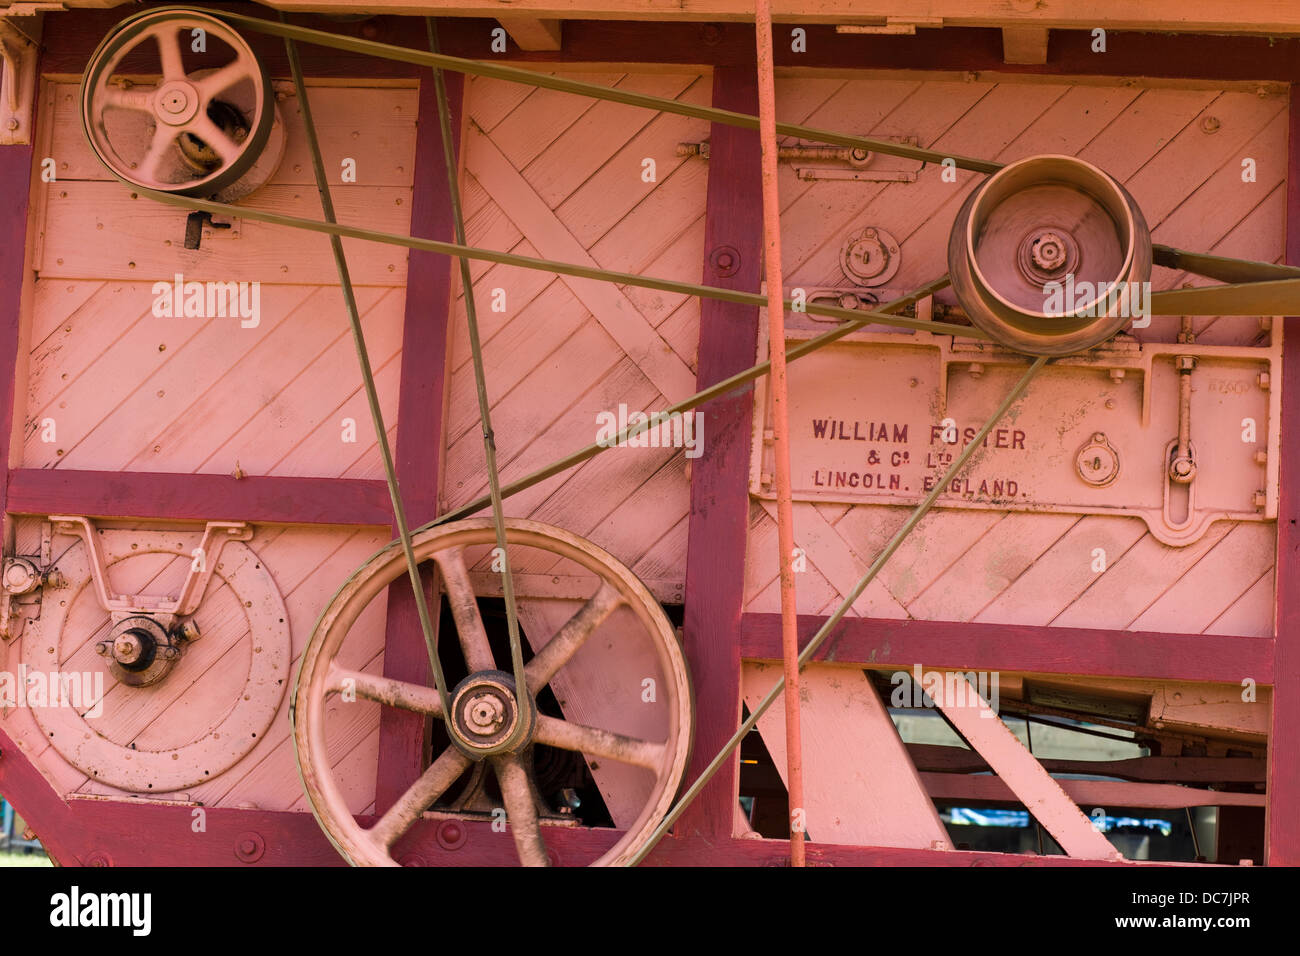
[1266,86,1300,866]
[38,9,1300,83]
[0,761,1136,867]
[6,468,392,526]
[679,65,763,842]
[374,70,463,813]
[739,613,1276,684]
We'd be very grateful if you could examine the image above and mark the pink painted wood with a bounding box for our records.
[740,613,1276,683]
[1266,86,1300,866]
[0,9,1294,869]
[679,65,763,842]
[5,468,393,526]
[375,71,463,814]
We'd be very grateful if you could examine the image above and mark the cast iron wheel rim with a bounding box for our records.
[80,8,274,196]
[292,518,694,867]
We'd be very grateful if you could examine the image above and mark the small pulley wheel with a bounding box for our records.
[948,154,1152,356]
[80,8,274,196]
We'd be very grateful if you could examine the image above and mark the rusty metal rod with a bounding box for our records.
[625,353,1049,866]
[754,0,804,869]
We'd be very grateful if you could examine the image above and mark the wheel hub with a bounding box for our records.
[448,670,534,756]
[155,80,199,125]
[1019,227,1079,283]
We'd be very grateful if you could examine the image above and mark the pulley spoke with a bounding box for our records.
[492,754,550,867]
[137,128,178,183]
[150,26,187,81]
[197,58,254,100]
[523,581,624,692]
[533,714,664,772]
[368,745,472,850]
[187,114,243,163]
[326,664,443,716]
[433,547,496,673]
[102,87,155,113]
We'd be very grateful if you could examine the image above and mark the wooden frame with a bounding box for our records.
[0,9,1294,866]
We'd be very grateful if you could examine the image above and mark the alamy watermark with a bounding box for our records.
[151,272,261,328]
[595,403,704,459]
[1042,274,1150,325]
[0,666,104,718]
[890,664,1000,716]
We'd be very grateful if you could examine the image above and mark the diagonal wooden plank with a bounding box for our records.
[935,675,1123,861]
[759,499,909,619]
[744,662,951,848]
[464,123,697,403]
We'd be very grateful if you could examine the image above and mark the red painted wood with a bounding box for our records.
[1266,87,1300,866]
[679,66,763,842]
[4,779,1140,867]
[375,70,463,814]
[37,8,1300,83]
[6,468,392,526]
[0,141,33,493]
[0,729,80,864]
[740,613,1276,684]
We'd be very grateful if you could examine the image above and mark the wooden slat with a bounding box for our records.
[678,66,761,840]
[743,662,951,848]
[39,183,413,286]
[378,71,461,813]
[935,679,1122,860]
[5,468,392,525]
[463,124,697,402]
[262,1,1300,35]
[739,613,1277,683]
[1267,85,1300,865]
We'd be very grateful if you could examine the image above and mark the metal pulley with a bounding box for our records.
[948,154,1152,356]
[79,8,283,199]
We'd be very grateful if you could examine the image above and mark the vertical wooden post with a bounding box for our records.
[375,70,464,813]
[1267,85,1300,865]
[679,60,763,841]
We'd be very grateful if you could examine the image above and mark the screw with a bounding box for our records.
[6,119,19,131]
[1200,116,1221,134]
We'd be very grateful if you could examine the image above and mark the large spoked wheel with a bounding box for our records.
[80,9,274,196]
[293,518,693,867]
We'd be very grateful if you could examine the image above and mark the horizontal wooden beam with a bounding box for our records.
[259,1,1300,35]
[500,17,562,51]
[740,613,1276,683]
[920,772,1265,809]
[6,468,393,526]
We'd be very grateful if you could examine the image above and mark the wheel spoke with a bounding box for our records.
[533,713,665,771]
[197,58,254,101]
[151,26,187,81]
[136,127,178,183]
[433,547,496,673]
[186,114,243,164]
[327,665,443,716]
[368,745,472,850]
[492,754,550,867]
[102,87,156,114]
[524,582,624,692]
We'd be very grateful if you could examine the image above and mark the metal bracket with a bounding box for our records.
[1,523,59,643]
[0,11,44,146]
[49,516,253,628]
[183,210,234,250]
[677,135,923,182]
